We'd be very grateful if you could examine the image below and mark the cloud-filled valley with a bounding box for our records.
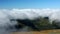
[0,8,60,34]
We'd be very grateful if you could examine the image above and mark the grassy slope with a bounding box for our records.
[11,29,60,34]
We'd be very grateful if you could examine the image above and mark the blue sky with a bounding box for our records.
[0,0,60,9]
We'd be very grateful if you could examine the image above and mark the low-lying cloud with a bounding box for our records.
[9,8,60,20]
[0,8,60,25]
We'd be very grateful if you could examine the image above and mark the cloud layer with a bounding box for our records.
[9,8,60,20]
[0,8,60,25]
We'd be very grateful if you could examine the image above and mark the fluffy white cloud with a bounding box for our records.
[1,8,60,24]
[8,8,60,20]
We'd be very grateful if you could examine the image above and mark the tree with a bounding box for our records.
[52,20,60,29]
